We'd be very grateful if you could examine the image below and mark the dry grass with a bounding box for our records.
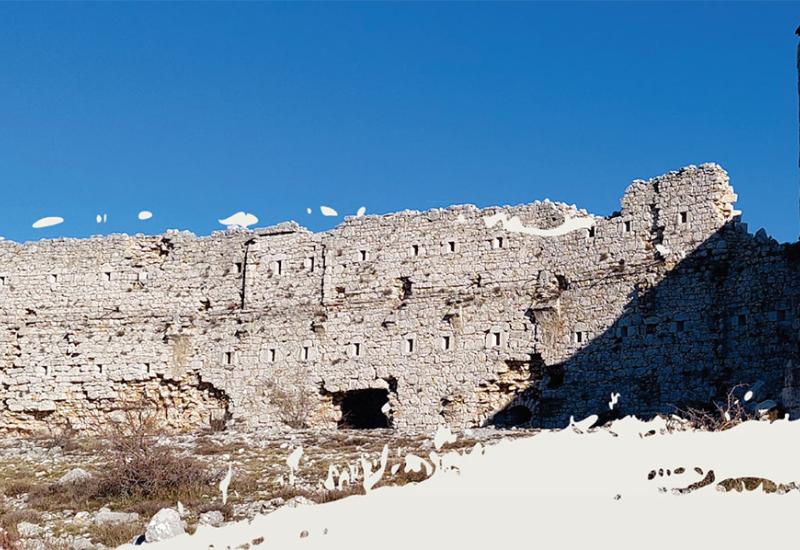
[193,437,243,456]
[2,480,35,498]
[32,420,103,455]
[0,508,42,545]
[88,521,144,547]
[0,527,16,550]
[667,385,761,432]
[28,408,213,518]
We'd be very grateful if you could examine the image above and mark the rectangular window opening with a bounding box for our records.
[268,348,276,362]
[234,262,243,274]
[353,342,361,357]
[679,211,688,224]
[302,346,310,360]
[778,310,787,322]
[276,260,283,275]
[0,276,6,286]
[98,364,104,375]
[359,250,368,261]
[442,335,451,351]
[588,226,596,238]
[144,363,151,373]
[307,257,315,272]
[492,331,501,347]
[621,326,629,337]
[676,320,685,332]
[448,241,456,252]
[405,338,415,354]
[224,352,233,365]
[624,221,632,233]
[412,244,420,256]
[104,271,111,282]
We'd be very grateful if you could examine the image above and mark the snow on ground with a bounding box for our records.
[32,216,64,228]
[128,416,800,550]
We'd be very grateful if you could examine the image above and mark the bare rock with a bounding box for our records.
[16,521,42,538]
[94,507,139,525]
[198,510,224,528]
[145,508,185,543]
[59,468,92,484]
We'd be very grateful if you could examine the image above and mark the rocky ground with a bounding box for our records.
[0,425,532,549]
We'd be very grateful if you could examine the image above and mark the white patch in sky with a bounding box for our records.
[306,208,312,215]
[218,211,258,229]
[138,210,153,221]
[96,214,102,224]
[356,206,366,217]
[32,216,64,229]
[320,206,338,217]
[483,212,594,237]
[103,213,107,223]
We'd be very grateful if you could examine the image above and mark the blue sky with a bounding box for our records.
[1,2,799,243]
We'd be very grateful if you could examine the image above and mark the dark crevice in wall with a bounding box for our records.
[240,238,255,310]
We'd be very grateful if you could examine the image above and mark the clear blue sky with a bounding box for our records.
[1,2,799,243]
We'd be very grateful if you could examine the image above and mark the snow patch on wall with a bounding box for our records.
[483,212,595,237]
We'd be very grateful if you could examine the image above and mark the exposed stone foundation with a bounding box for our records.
[1,163,797,433]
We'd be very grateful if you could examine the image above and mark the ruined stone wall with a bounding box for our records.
[1,163,798,433]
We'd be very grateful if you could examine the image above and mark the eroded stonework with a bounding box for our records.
[1,163,798,433]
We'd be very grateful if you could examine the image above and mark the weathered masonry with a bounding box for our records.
[1,163,799,433]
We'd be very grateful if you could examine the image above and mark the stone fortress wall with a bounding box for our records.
[1,163,798,433]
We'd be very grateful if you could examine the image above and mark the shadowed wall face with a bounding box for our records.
[0,164,796,432]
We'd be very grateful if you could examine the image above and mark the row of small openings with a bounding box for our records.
[46,271,114,284]
[357,238,496,262]
[618,320,686,338]
[404,335,456,353]
[572,330,589,344]
[40,363,149,376]
[236,257,318,277]
[410,241,458,257]
[618,211,688,234]
[233,334,465,365]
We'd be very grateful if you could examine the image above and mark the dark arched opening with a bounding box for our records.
[491,405,532,428]
[339,389,391,429]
